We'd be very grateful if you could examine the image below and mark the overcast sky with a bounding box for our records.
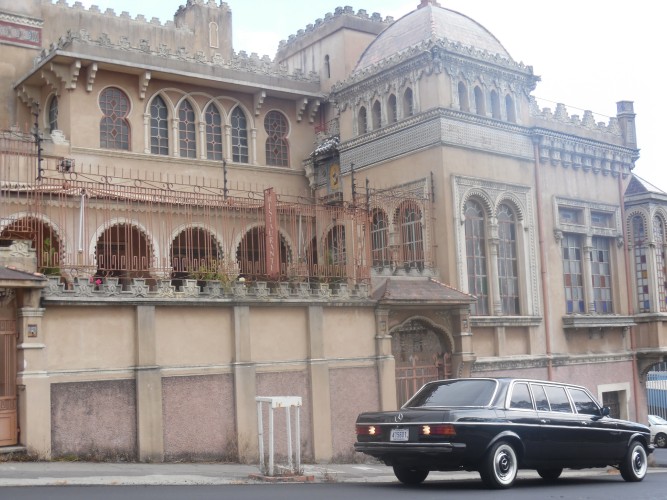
[76,0,663,191]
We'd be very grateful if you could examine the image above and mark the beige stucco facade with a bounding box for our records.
[0,0,666,464]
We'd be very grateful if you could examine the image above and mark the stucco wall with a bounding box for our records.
[51,379,136,459]
[162,374,235,461]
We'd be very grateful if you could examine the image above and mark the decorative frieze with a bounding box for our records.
[42,277,375,303]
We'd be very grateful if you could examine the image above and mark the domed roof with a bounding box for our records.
[355,2,512,72]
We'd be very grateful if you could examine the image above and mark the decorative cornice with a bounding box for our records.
[35,30,320,84]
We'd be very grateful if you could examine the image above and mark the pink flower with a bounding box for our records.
[95,279,102,286]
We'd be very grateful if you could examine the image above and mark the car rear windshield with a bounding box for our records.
[405,379,497,407]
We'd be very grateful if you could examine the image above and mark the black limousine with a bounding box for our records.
[355,378,652,488]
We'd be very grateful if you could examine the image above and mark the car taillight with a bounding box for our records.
[420,424,456,436]
[356,424,382,436]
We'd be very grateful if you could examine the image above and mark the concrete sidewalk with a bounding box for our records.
[0,461,658,487]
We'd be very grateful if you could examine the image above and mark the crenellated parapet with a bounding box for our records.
[45,0,178,28]
[529,97,622,137]
[276,6,393,58]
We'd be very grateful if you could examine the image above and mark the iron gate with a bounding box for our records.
[0,319,17,446]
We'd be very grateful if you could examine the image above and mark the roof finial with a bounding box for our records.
[418,0,441,8]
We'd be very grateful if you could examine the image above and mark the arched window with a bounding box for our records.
[231,107,249,163]
[465,199,488,315]
[47,95,58,132]
[178,100,197,158]
[99,87,130,150]
[371,209,390,268]
[209,22,219,48]
[150,95,169,155]
[397,201,423,270]
[490,90,501,119]
[458,82,469,112]
[474,86,485,116]
[324,55,331,79]
[358,106,367,135]
[633,215,649,312]
[388,94,397,124]
[403,88,414,117]
[505,94,516,123]
[372,100,382,129]
[264,110,289,167]
[498,203,519,315]
[205,103,223,161]
[653,216,667,312]
[325,225,346,266]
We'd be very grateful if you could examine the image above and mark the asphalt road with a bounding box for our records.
[2,471,667,500]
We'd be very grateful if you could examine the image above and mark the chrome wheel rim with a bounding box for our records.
[632,445,647,477]
[494,445,517,484]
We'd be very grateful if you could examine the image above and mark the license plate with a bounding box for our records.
[390,428,409,442]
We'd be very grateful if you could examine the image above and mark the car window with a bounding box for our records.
[568,388,599,415]
[509,382,534,410]
[650,415,667,425]
[406,379,497,407]
[531,384,550,411]
[544,385,573,413]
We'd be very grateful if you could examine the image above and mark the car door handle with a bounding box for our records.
[580,421,589,425]
[540,419,549,424]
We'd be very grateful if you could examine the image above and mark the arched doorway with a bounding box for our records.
[391,319,452,406]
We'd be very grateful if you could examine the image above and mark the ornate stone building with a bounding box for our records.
[0,0,664,463]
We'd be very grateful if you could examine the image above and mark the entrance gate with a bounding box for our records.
[647,361,667,419]
[392,320,451,407]
[0,319,17,446]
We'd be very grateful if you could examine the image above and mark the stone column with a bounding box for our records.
[135,305,164,462]
[16,289,49,458]
[451,308,475,378]
[375,308,396,410]
[307,306,332,461]
[488,234,503,316]
[232,305,258,462]
[583,236,595,313]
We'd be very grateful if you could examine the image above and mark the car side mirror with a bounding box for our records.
[600,406,610,417]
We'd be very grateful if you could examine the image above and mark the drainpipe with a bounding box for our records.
[618,169,641,420]
[532,136,553,380]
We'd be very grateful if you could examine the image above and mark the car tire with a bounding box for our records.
[655,433,667,448]
[619,440,648,482]
[392,465,429,485]
[537,468,562,481]
[479,440,518,489]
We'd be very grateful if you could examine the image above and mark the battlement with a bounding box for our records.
[46,0,175,28]
[529,97,621,136]
[278,6,393,51]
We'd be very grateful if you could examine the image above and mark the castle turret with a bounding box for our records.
[174,0,233,60]
[617,101,637,149]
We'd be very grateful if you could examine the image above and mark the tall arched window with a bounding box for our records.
[633,215,649,312]
[403,88,414,117]
[99,87,130,150]
[209,22,219,48]
[358,106,367,135]
[324,55,331,79]
[231,107,249,163]
[397,201,423,270]
[474,86,486,116]
[458,82,469,112]
[205,103,223,161]
[505,94,516,123]
[371,209,390,268]
[465,199,488,315]
[150,95,169,155]
[264,110,289,167]
[372,100,382,130]
[47,95,58,132]
[325,225,346,266]
[653,216,667,312]
[490,90,501,119]
[498,203,519,315]
[178,100,197,158]
[388,94,397,124]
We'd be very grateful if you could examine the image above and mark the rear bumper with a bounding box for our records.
[354,441,467,467]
